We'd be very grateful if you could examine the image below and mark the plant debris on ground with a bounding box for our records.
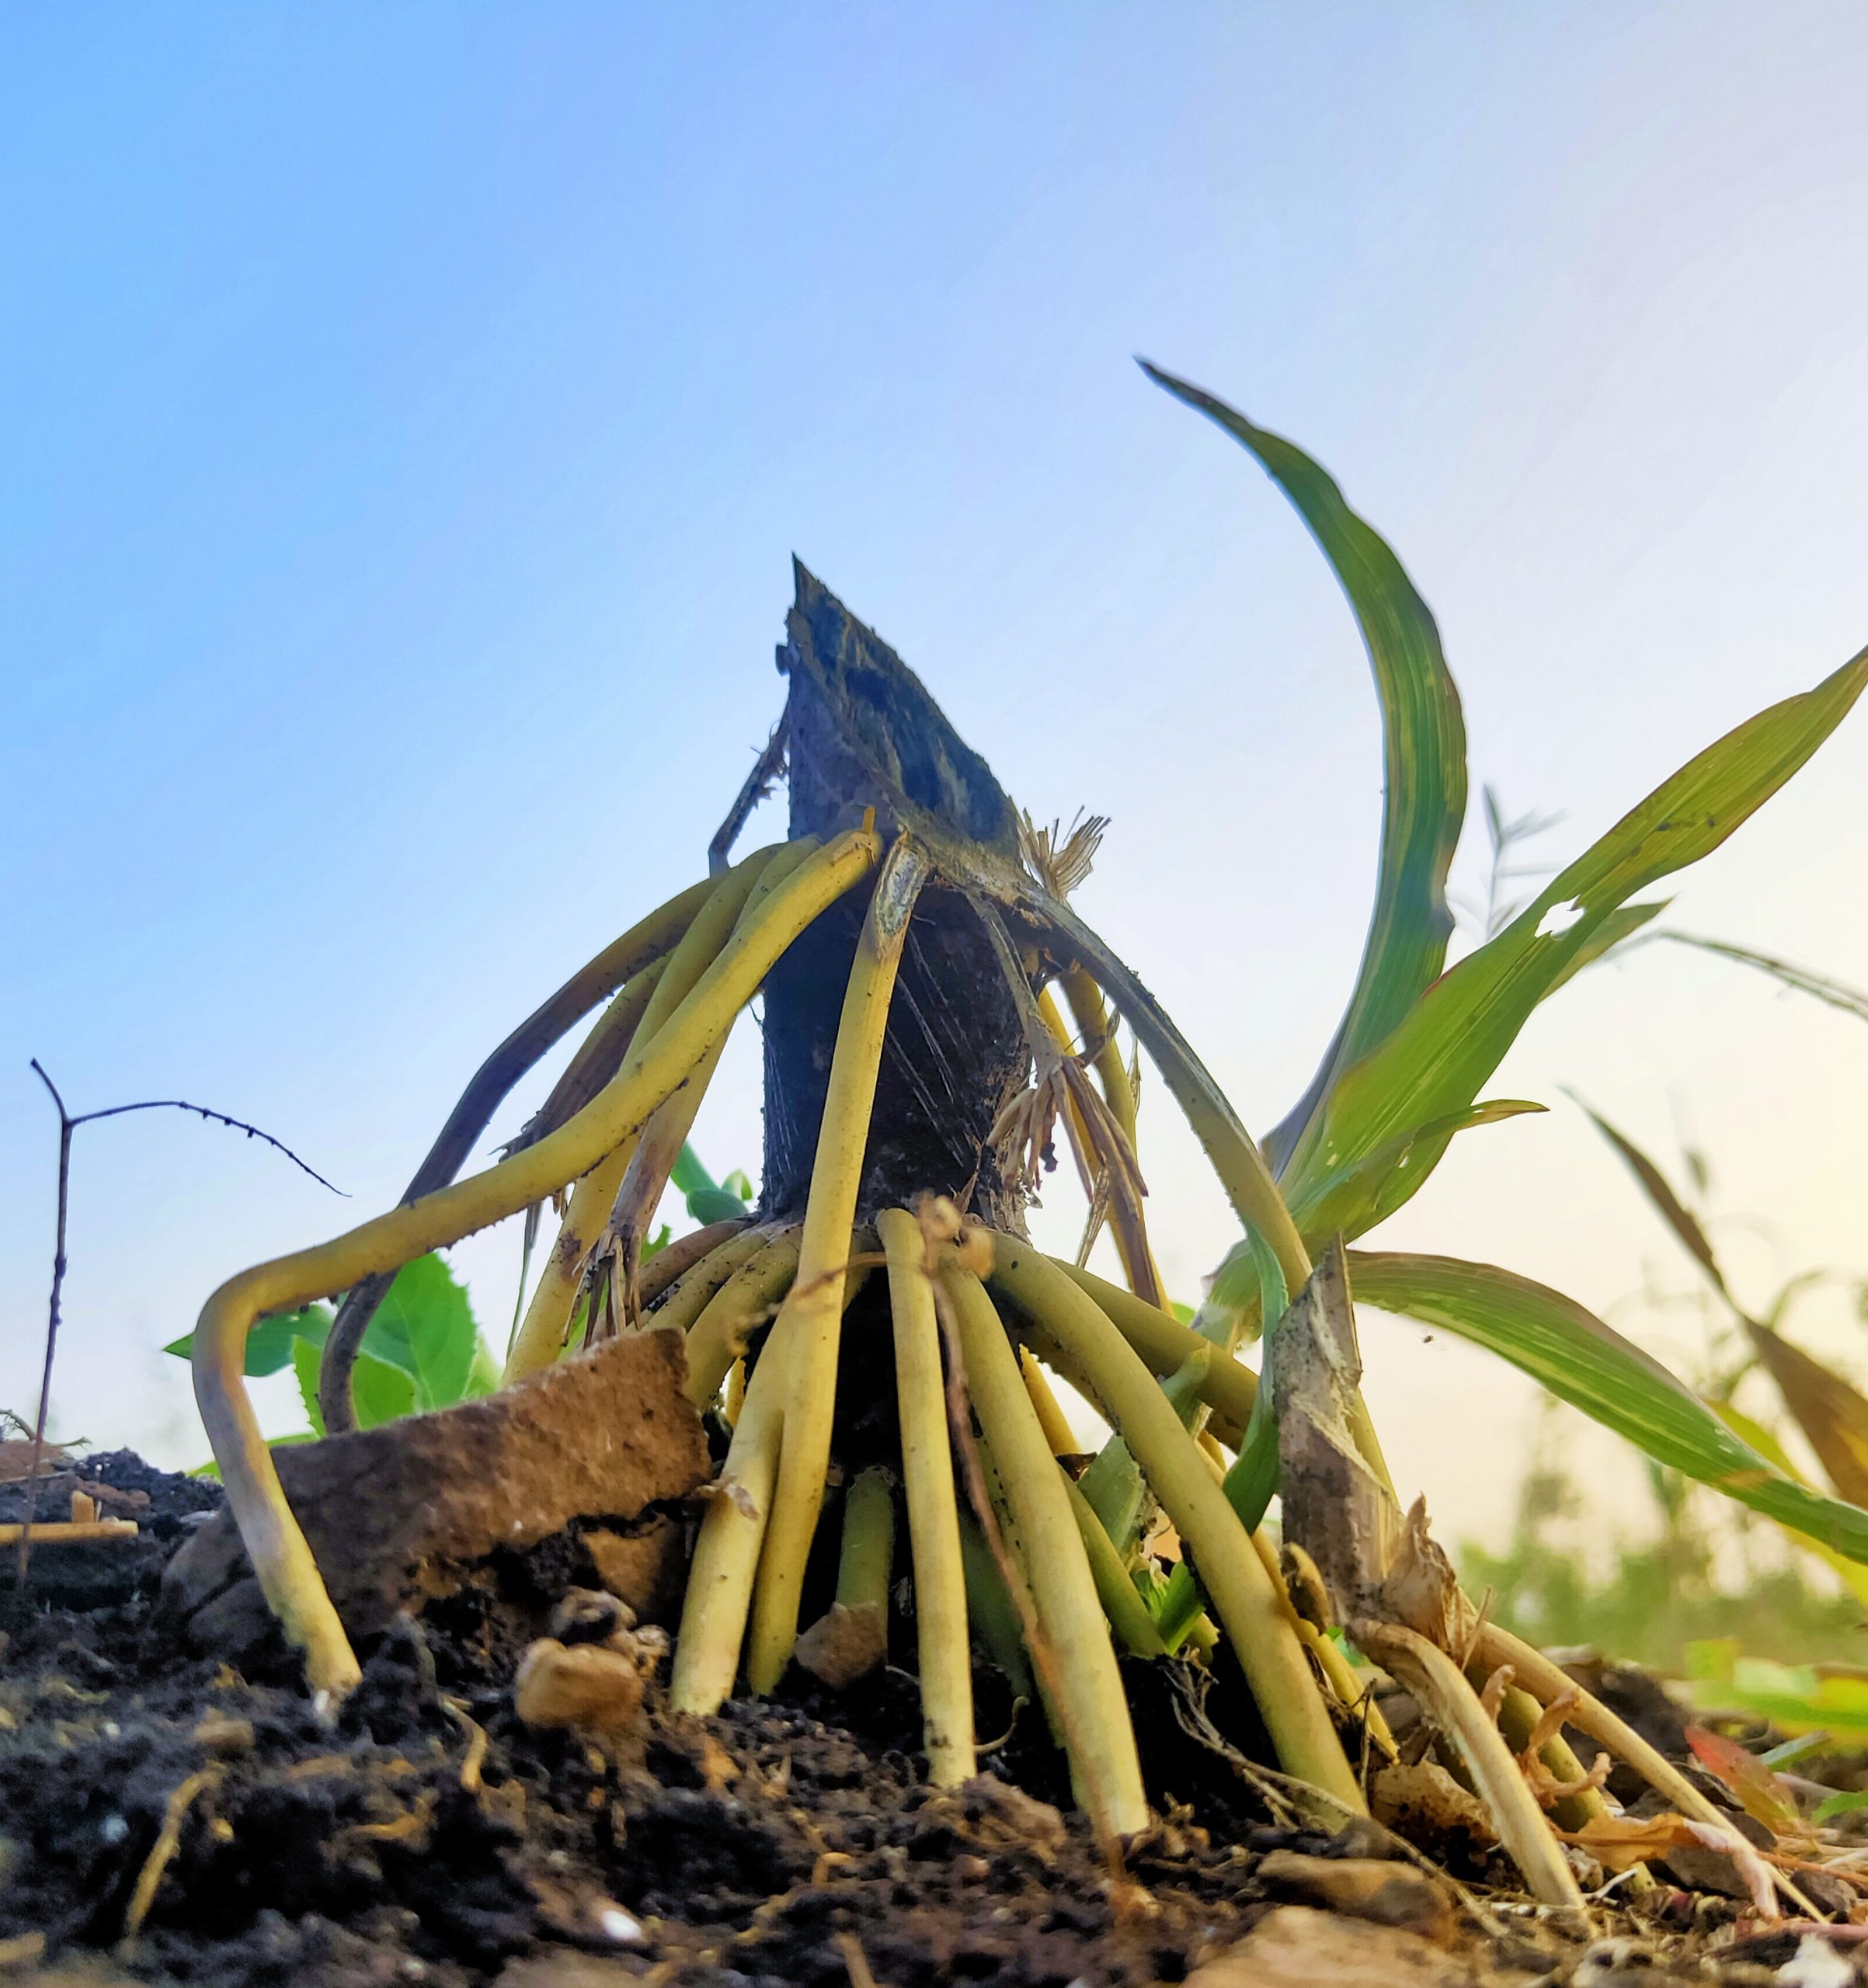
[9,1451,1868,1988]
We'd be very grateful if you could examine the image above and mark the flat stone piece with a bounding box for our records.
[1257,1850,1458,1945]
[1187,1906,1475,1988]
[162,1328,708,1643]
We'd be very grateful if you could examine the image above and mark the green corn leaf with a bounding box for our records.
[1142,363,1467,1179]
[290,1337,414,1437]
[1543,899,1668,996]
[1292,644,1868,1223]
[1348,1249,1868,1563]
[1709,1398,1868,1607]
[165,1303,332,1378]
[1289,1098,1546,1242]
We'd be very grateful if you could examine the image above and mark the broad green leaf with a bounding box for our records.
[670,1143,716,1198]
[1816,1790,1868,1824]
[1348,1249,1868,1563]
[463,1334,502,1399]
[1143,363,1467,1179]
[1289,1099,1545,1242]
[1294,644,1868,1222]
[291,1337,413,1436]
[368,1253,480,1411]
[165,1302,333,1378]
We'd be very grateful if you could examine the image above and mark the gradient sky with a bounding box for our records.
[4,3,1866,1552]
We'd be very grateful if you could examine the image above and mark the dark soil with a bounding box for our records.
[0,1453,1846,1988]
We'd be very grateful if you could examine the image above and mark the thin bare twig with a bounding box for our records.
[16,1060,341,1591]
[709,713,791,874]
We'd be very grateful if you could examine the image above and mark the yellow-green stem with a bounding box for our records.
[837,1465,896,1611]
[1473,1625,1734,1830]
[957,1506,1033,1701]
[1049,1262,1258,1441]
[988,1238,1364,1813]
[1062,1472,1168,1659]
[604,839,821,1311]
[1059,967,1136,1155]
[195,825,880,1702]
[745,841,929,1691]
[1246,1529,1393,1757]
[942,1262,1149,1837]
[878,1207,976,1788]
[1036,985,1164,1306]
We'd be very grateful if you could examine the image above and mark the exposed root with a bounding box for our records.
[122,1764,224,1940]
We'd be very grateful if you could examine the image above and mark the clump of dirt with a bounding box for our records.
[0,1453,1839,1988]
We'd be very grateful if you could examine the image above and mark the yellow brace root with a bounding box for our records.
[941,1263,1149,1838]
[193,825,880,1704]
[988,1239,1364,1812]
[746,840,929,1691]
[878,1207,976,1788]
[505,843,797,1381]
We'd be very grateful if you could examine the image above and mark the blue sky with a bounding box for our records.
[4,4,1866,1543]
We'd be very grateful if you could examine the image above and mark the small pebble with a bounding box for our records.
[599,1906,644,1945]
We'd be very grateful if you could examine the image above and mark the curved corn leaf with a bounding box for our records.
[1292,644,1868,1222]
[1288,1098,1545,1242]
[1141,363,1467,1180]
[1348,1249,1868,1563]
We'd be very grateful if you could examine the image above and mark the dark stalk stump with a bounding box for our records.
[760,563,1033,1236]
